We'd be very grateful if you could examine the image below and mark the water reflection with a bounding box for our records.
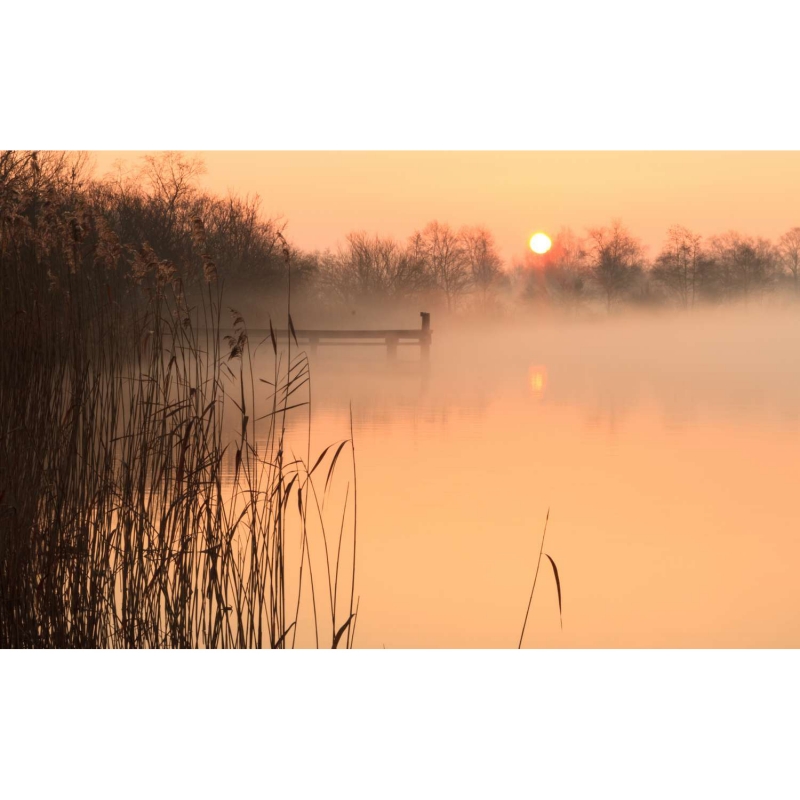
[220,310,800,647]
[529,364,548,399]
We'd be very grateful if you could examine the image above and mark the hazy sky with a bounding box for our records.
[90,151,800,263]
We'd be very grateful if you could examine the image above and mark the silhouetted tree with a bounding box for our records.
[541,227,590,311]
[410,221,470,311]
[708,232,778,301]
[459,225,503,307]
[778,227,800,295]
[140,151,206,217]
[651,225,704,308]
[92,154,202,273]
[322,232,430,303]
[201,193,287,290]
[587,220,644,310]
[88,153,288,293]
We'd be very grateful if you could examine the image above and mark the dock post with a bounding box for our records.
[420,312,431,362]
[386,333,398,361]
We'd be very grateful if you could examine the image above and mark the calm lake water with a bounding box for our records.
[228,307,800,647]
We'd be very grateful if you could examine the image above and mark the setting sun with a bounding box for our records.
[529,232,552,254]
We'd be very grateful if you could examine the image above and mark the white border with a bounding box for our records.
[3,4,800,797]
[3,650,799,798]
[3,2,800,149]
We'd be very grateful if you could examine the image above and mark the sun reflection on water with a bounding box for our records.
[529,364,548,399]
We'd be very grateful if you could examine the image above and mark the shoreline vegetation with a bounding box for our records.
[1,151,362,647]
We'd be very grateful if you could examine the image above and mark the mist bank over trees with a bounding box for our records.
[310,217,800,322]
[4,150,800,327]
[508,222,800,315]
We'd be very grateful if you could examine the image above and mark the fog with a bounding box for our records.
[221,304,800,647]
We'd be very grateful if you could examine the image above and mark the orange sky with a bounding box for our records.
[90,151,800,263]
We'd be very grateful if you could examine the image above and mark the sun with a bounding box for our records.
[529,232,552,255]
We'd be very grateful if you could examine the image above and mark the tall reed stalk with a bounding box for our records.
[0,160,358,648]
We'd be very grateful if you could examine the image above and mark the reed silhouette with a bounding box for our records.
[0,153,358,648]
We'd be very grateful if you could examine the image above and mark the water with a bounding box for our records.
[229,306,800,647]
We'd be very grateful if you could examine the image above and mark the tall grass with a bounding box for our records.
[0,163,358,648]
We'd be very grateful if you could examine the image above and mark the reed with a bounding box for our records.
[0,154,357,648]
[518,509,562,648]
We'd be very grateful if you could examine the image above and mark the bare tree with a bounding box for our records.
[651,225,704,308]
[89,152,291,293]
[541,227,590,311]
[778,227,800,294]
[459,225,503,306]
[708,232,778,301]
[587,219,645,310]
[139,151,206,216]
[202,192,286,286]
[410,221,471,311]
[323,231,429,303]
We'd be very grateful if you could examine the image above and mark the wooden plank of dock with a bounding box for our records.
[224,312,432,360]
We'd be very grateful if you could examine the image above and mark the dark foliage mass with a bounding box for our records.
[0,151,359,648]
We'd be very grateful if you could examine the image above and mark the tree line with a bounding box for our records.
[518,220,800,312]
[287,215,800,316]
[3,150,799,319]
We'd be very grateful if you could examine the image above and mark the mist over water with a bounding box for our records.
[225,306,800,647]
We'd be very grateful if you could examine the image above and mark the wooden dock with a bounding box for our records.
[249,312,432,360]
